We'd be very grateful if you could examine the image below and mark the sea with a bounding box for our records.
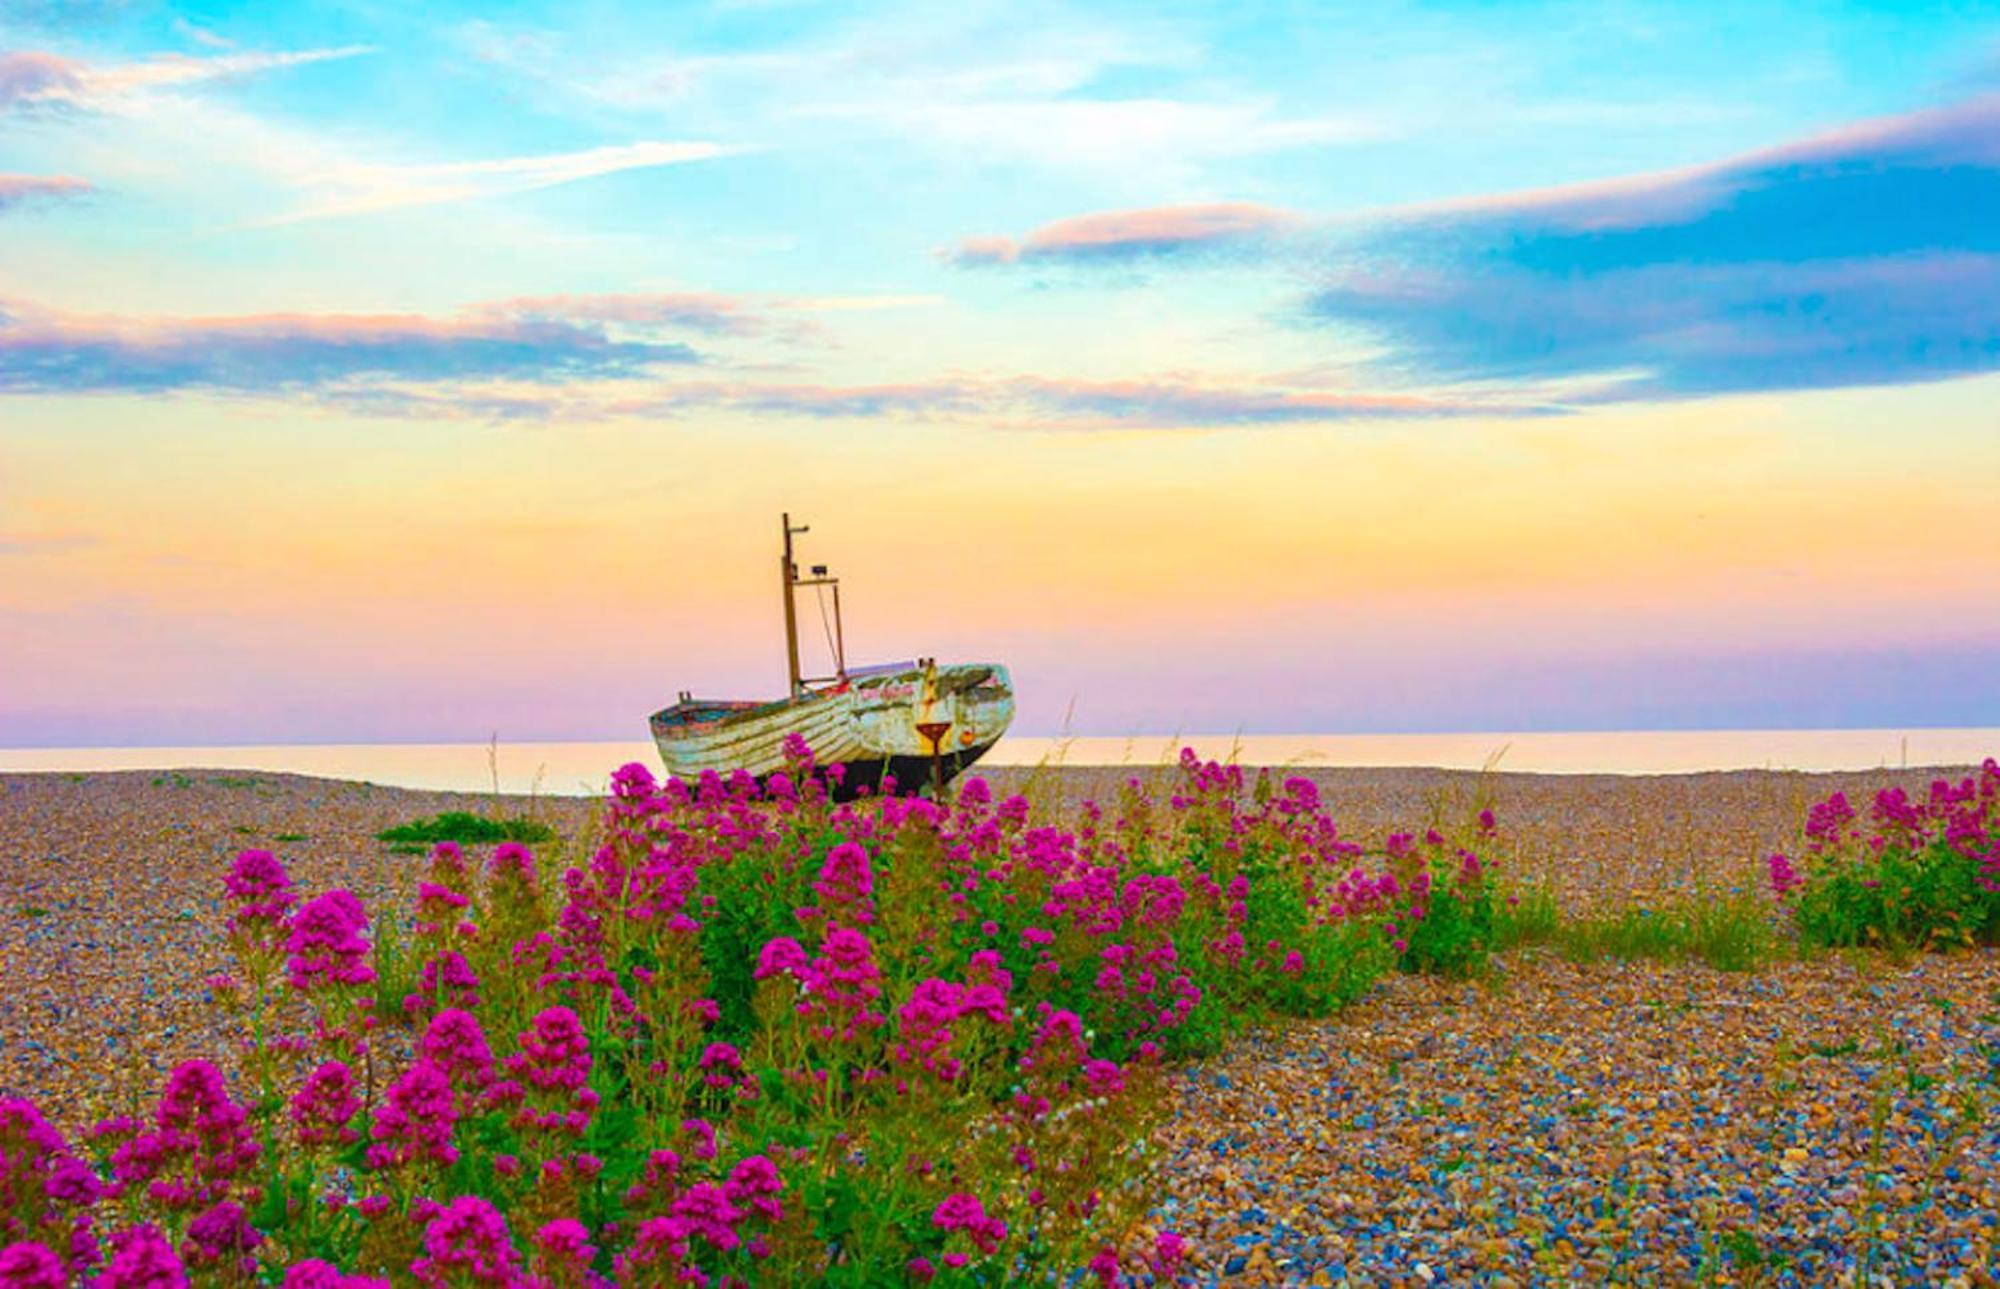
[2,729,1997,797]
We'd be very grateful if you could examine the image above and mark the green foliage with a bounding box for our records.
[1791,839,2000,952]
[376,810,554,847]
[1399,872,1496,979]
[1494,887,1776,972]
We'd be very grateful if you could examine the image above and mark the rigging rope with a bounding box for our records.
[814,583,838,674]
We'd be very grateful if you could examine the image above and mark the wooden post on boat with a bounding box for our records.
[781,513,806,699]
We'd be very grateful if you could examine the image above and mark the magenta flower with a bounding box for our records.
[490,841,537,885]
[1767,852,1804,899]
[670,1181,742,1252]
[290,1061,361,1148]
[286,890,375,992]
[0,1243,65,1289]
[224,848,295,941]
[419,1008,497,1097]
[98,1225,187,1289]
[724,1155,785,1223]
[182,1201,262,1276]
[282,1260,392,1288]
[366,1060,458,1171]
[1153,1231,1189,1277]
[410,1196,525,1287]
[754,937,810,981]
[114,1061,260,1211]
[530,1219,595,1284]
[932,1192,1007,1255]
[505,1007,593,1095]
[813,840,876,923]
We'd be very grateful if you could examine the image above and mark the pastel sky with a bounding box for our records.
[4,0,1999,746]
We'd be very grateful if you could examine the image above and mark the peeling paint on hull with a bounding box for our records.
[649,662,1014,798]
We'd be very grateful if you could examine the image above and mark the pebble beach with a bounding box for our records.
[4,763,1998,1283]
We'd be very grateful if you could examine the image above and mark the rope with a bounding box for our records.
[814,583,838,673]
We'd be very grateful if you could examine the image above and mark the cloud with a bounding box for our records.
[0,172,90,209]
[0,45,370,112]
[317,372,1549,428]
[952,203,1300,266]
[475,292,772,338]
[456,13,1383,178]
[0,299,703,395]
[1303,91,2000,399]
[258,139,736,226]
[0,285,1546,425]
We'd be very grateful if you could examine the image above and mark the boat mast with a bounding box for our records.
[781,513,850,696]
[782,513,806,699]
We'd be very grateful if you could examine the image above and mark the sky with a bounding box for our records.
[2,0,1999,746]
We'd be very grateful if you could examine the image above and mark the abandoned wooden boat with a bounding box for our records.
[650,515,1015,798]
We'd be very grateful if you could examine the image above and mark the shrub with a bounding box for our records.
[11,746,1496,1284]
[377,811,555,848]
[1776,762,2000,952]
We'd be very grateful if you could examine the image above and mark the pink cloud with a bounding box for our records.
[481,292,768,337]
[0,51,83,109]
[0,173,92,209]
[952,202,1300,265]
[323,372,1546,426]
[0,46,371,112]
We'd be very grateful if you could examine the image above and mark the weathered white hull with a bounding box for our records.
[650,662,1014,788]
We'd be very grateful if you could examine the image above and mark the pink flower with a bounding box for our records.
[366,1061,458,1171]
[114,1061,260,1211]
[490,842,537,886]
[290,1061,361,1148]
[224,849,295,939]
[1153,1231,1188,1276]
[813,841,876,922]
[698,1042,743,1089]
[932,1192,1007,1255]
[724,1155,784,1224]
[286,891,375,991]
[99,1225,187,1289]
[531,1219,595,1284]
[671,1182,742,1252]
[282,1260,392,1288]
[420,1008,497,1096]
[0,1244,65,1289]
[753,937,809,981]
[410,1196,525,1287]
[1767,852,1804,899]
[182,1201,262,1276]
[506,1007,593,1095]
[1087,1244,1119,1286]
[681,1119,718,1161]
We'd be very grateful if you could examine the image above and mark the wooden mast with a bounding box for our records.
[781,513,805,698]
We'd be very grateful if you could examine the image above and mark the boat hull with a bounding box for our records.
[650,662,1013,798]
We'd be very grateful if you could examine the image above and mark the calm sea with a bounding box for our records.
[2,729,1997,796]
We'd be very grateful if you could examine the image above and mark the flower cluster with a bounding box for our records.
[2,744,1568,1285]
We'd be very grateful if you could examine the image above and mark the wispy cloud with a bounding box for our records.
[0,172,90,209]
[0,298,704,394]
[0,45,370,112]
[456,12,1384,177]
[260,139,737,226]
[951,202,1300,266]
[0,286,1540,424]
[321,372,1548,428]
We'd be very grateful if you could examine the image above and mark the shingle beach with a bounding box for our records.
[3,764,1997,1283]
